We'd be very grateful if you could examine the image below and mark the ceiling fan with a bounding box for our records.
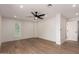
[31,11,46,20]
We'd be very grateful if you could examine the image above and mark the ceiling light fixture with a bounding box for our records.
[72,4,76,7]
[20,5,23,8]
[76,13,79,15]
[14,16,16,18]
[48,4,52,7]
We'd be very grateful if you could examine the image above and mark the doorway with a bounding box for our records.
[67,21,78,41]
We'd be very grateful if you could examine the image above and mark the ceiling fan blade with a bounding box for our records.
[31,11,45,20]
[38,16,43,19]
[31,12,35,16]
[39,17,43,19]
[39,14,45,16]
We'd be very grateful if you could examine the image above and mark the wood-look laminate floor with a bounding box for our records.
[0,38,79,54]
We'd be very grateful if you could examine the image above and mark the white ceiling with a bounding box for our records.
[0,4,79,21]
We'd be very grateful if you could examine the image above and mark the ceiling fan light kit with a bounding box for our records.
[34,17,38,20]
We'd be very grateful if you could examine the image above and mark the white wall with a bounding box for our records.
[21,21,34,39]
[38,17,57,42]
[60,15,67,43]
[2,14,67,45]
[56,14,67,44]
[2,17,57,43]
[38,14,67,45]
[33,22,38,37]
[0,16,2,46]
[55,14,61,44]
[2,18,34,42]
